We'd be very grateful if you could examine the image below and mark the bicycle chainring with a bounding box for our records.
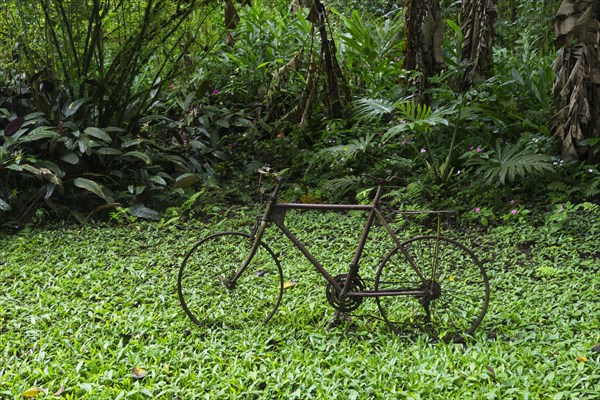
[325,273,366,312]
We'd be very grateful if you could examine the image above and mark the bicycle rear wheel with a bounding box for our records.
[177,232,284,329]
[375,236,489,340]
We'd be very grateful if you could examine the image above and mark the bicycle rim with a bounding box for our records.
[177,232,284,329]
[375,236,490,340]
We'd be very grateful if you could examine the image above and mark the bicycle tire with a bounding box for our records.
[375,236,490,340]
[177,232,284,329]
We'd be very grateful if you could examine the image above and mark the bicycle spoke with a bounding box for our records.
[178,232,284,329]
[375,236,489,339]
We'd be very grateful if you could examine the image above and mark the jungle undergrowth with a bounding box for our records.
[0,209,598,399]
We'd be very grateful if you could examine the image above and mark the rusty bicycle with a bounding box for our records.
[177,166,490,340]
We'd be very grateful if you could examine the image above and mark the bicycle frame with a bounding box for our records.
[178,170,489,337]
[234,173,429,300]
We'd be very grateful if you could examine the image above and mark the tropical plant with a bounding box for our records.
[4,0,215,129]
[496,0,561,53]
[463,140,554,185]
[334,9,405,95]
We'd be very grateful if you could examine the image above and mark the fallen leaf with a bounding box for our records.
[162,363,170,373]
[592,343,600,353]
[22,387,43,398]
[577,355,588,362]
[449,275,455,282]
[131,366,148,380]
[283,281,297,289]
[54,385,65,396]
[486,366,495,376]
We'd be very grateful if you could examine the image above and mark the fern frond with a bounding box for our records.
[323,175,363,194]
[406,181,424,204]
[547,181,567,193]
[583,177,600,199]
[576,201,599,213]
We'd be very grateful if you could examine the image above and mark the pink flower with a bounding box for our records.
[469,146,474,151]
[510,199,515,205]
[420,148,427,153]
[511,209,517,215]
[402,140,407,145]
[212,89,219,94]
[473,207,481,213]
[477,148,483,153]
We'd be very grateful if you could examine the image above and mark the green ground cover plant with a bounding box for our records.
[1,208,598,399]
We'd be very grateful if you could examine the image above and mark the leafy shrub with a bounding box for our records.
[334,9,405,96]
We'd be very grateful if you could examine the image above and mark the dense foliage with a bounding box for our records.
[0,0,598,225]
[0,209,598,397]
[1,2,598,398]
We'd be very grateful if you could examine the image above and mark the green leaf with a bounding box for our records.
[73,177,114,203]
[61,152,80,165]
[122,139,143,148]
[38,168,63,188]
[124,151,152,165]
[215,118,230,128]
[149,175,167,186]
[511,68,524,85]
[20,127,59,142]
[139,115,173,124]
[103,126,126,133]
[160,154,187,166]
[96,147,123,156]
[173,173,199,189]
[129,204,162,220]
[0,197,11,211]
[84,127,112,143]
[78,136,91,154]
[63,98,89,117]
[128,185,146,195]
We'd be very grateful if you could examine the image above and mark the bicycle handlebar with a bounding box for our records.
[259,167,396,185]
[257,166,277,176]
[257,166,281,183]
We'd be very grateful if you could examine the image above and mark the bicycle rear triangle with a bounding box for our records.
[177,166,490,341]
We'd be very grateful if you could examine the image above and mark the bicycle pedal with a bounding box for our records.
[327,312,354,329]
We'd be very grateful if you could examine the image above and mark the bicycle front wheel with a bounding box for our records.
[375,236,489,340]
[177,232,284,329]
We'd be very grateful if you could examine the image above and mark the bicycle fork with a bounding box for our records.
[228,220,269,288]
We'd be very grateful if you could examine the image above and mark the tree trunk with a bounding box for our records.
[552,0,600,161]
[459,0,498,89]
[403,0,444,102]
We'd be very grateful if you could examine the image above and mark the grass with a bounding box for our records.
[0,209,599,399]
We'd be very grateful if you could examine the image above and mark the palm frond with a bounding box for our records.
[467,141,554,185]
[352,98,395,121]
[320,132,376,157]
